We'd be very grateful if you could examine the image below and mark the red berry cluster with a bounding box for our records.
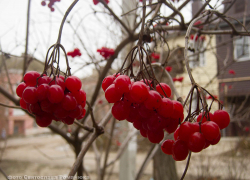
[102,74,185,144]
[41,0,60,12]
[16,71,86,127]
[190,34,206,41]
[173,77,184,82]
[67,48,82,58]
[161,110,230,161]
[97,47,115,60]
[151,52,160,60]
[93,0,109,5]
[165,66,172,72]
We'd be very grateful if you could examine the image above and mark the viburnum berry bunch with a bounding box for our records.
[41,0,60,12]
[97,47,115,60]
[161,110,230,161]
[93,0,109,5]
[102,72,184,144]
[16,71,86,127]
[67,48,82,58]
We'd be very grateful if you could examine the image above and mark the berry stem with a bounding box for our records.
[180,151,192,180]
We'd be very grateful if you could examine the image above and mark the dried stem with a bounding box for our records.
[73,120,94,132]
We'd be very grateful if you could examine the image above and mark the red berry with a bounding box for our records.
[201,121,220,141]
[20,98,28,110]
[65,76,82,93]
[178,121,195,142]
[69,105,83,119]
[102,75,116,91]
[208,132,221,145]
[50,77,66,91]
[187,132,206,153]
[22,87,38,104]
[40,99,55,113]
[212,110,230,129]
[158,98,174,118]
[171,100,184,120]
[147,129,164,144]
[48,85,64,103]
[41,1,46,6]
[37,84,50,101]
[164,118,179,134]
[130,82,149,103]
[197,112,214,123]
[114,75,131,94]
[105,84,123,103]
[172,139,189,161]
[29,103,43,116]
[73,89,86,106]
[16,82,27,98]
[62,93,77,111]
[156,83,171,98]
[111,100,130,120]
[23,71,40,87]
[144,90,162,110]
[161,139,174,155]
[36,114,52,127]
[38,75,52,85]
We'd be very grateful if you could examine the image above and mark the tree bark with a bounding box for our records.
[153,148,178,180]
[74,133,83,178]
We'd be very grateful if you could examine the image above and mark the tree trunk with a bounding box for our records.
[153,148,178,180]
[74,133,83,178]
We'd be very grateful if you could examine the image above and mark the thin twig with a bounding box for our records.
[180,151,192,180]
[73,120,94,132]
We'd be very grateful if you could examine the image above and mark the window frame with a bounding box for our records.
[233,36,250,62]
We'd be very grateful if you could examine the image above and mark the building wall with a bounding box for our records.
[167,34,219,112]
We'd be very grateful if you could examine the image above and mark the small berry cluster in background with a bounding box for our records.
[16,71,86,127]
[67,48,82,58]
[190,34,206,41]
[151,52,160,60]
[93,0,109,5]
[41,0,60,12]
[102,74,185,144]
[97,47,115,60]
[173,76,184,82]
[161,110,230,161]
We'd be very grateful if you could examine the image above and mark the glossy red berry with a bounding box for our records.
[48,85,64,103]
[144,90,162,110]
[16,82,27,98]
[201,121,220,141]
[130,82,149,103]
[172,139,189,161]
[102,75,116,91]
[147,129,164,144]
[179,121,195,142]
[111,100,130,120]
[197,112,214,123]
[156,83,171,98]
[65,76,82,93]
[37,84,50,101]
[161,139,174,155]
[158,98,174,118]
[62,93,77,111]
[36,114,52,127]
[187,132,206,153]
[20,98,28,110]
[171,100,184,119]
[114,75,131,94]
[22,87,38,104]
[212,110,230,129]
[105,84,123,103]
[23,71,40,86]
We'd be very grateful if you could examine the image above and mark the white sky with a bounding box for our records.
[0,0,222,78]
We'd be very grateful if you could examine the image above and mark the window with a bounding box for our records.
[234,36,250,61]
[188,39,206,68]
